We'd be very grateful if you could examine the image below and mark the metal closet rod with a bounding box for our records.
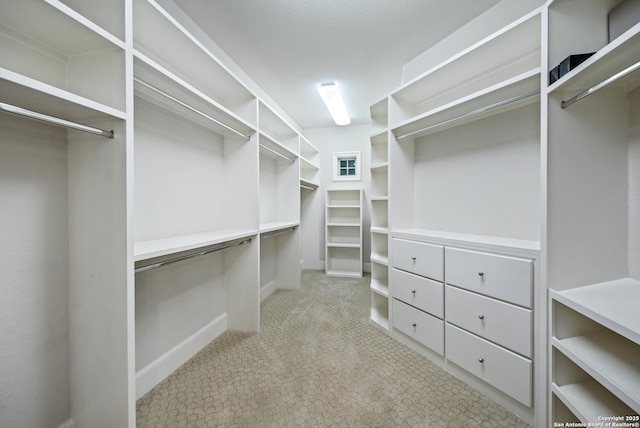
[261,226,297,239]
[0,102,114,138]
[134,238,252,274]
[134,77,251,141]
[395,89,541,141]
[259,143,294,162]
[300,184,317,191]
[561,59,640,109]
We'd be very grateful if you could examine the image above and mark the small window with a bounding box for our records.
[333,152,361,181]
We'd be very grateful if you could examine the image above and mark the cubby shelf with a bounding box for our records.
[552,381,635,424]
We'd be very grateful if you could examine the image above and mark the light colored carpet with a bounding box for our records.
[136,270,529,427]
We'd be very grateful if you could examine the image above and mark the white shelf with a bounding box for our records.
[134,229,257,262]
[371,162,389,171]
[134,53,255,138]
[327,242,360,249]
[392,68,541,139]
[259,132,298,162]
[370,227,389,235]
[551,278,640,345]
[299,178,319,190]
[552,381,635,424]
[391,10,541,124]
[549,21,640,94]
[258,101,298,154]
[553,334,640,413]
[259,221,299,235]
[392,229,540,257]
[370,253,389,266]
[371,278,389,297]
[370,307,390,331]
[326,269,362,278]
[370,196,389,202]
[370,97,389,136]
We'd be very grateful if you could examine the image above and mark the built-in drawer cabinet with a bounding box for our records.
[392,238,443,281]
[392,268,443,318]
[393,299,444,355]
[446,324,532,407]
[445,247,532,307]
[445,285,532,357]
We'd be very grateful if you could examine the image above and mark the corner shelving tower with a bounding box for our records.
[325,189,363,277]
[369,97,391,331]
[545,0,640,424]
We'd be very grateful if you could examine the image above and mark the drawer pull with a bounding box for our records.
[412,322,417,327]
[411,256,417,261]
[478,315,485,320]
[411,289,416,294]
[478,357,485,364]
[478,272,485,277]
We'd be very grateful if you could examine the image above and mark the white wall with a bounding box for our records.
[304,125,371,271]
[402,0,546,84]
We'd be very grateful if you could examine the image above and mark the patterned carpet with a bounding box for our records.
[136,270,529,427]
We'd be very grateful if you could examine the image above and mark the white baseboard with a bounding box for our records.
[260,279,278,302]
[57,419,74,428]
[135,313,227,399]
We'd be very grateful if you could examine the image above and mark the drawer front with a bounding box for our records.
[392,268,443,318]
[445,286,532,357]
[445,247,532,307]
[392,238,443,281]
[393,299,444,355]
[446,324,532,407]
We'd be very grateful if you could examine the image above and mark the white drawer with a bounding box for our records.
[393,299,444,355]
[446,324,532,407]
[445,286,532,357]
[445,247,532,307]
[392,268,443,318]
[392,238,443,281]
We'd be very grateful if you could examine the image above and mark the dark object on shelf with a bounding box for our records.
[549,53,595,85]
[609,0,640,42]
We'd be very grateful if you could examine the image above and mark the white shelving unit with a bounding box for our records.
[378,7,545,425]
[0,1,131,428]
[0,0,318,426]
[545,0,640,425]
[368,97,391,331]
[325,189,363,278]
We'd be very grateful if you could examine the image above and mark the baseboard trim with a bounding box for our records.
[57,419,74,428]
[135,313,227,399]
[260,279,278,302]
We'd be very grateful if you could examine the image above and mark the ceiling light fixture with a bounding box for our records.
[318,82,350,126]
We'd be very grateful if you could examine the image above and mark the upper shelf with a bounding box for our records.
[299,135,320,170]
[369,97,389,136]
[550,278,640,346]
[134,54,256,140]
[259,132,298,163]
[0,0,126,114]
[133,0,256,127]
[258,101,299,155]
[392,68,540,140]
[390,10,541,126]
[548,21,640,94]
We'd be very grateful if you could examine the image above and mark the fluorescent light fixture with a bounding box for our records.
[318,82,350,125]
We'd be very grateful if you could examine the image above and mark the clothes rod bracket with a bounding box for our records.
[134,77,251,141]
[395,89,540,140]
[0,102,114,138]
[561,59,640,108]
[135,238,251,274]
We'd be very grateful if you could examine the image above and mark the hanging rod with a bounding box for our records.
[561,59,640,109]
[261,226,297,239]
[300,184,317,191]
[259,143,294,162]
[395,89,540,140]
[0,102,114,138]
[134,77,251,141]
[135,238,251,274]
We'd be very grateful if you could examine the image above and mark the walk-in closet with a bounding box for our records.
[1,0,638,427]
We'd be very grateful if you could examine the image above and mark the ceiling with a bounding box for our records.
[173,0,502,129]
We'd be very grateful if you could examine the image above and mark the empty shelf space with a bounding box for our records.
[553,334,640,413]
[551,278,640,345]
[552,381,636,424]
